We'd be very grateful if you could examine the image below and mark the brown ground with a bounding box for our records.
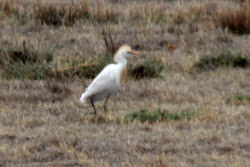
[0,0,249,166]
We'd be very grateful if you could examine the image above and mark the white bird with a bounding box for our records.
[80,45,140,115]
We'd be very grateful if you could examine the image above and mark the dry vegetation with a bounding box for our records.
[217,5,250,34]
[0,0,249,166]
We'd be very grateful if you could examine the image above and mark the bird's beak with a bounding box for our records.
[128,50,141,56]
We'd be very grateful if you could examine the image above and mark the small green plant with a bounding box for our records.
[193,51,249,71]
[124,109,200,123]
[129,59,164,79]
[226,95,250,106]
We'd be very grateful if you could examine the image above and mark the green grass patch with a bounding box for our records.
[0,44,164,80]
[48,55,112,79]
[226,95,250,106]
[129,59,164,79]
[0,43,54,80]
[2,61,52,80]
[124,109,200,123]
[49,56,164,80]
[193,51,249,72]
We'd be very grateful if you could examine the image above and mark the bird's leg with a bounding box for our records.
[103,97,109,114]
[90,98,97,115]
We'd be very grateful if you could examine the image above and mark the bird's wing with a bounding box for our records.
[82,64,118,98]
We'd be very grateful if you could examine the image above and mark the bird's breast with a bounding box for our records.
[119,66,127,85]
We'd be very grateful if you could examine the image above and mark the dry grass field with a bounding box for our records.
[0,0,249,166]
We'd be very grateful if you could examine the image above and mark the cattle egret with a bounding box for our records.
[80,45,140,115]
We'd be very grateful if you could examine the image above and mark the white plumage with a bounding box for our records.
[80,45,140,115]
[80,64,119,103]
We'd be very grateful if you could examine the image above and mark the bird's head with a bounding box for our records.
[114,45,140,63]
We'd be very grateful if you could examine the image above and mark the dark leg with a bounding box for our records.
[103,97,109,113]
[90,98,97,115]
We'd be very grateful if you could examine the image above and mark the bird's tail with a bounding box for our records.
[80,92,88,104]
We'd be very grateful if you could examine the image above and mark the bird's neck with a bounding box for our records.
[117,59,127,86]
[116,57,127,66]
